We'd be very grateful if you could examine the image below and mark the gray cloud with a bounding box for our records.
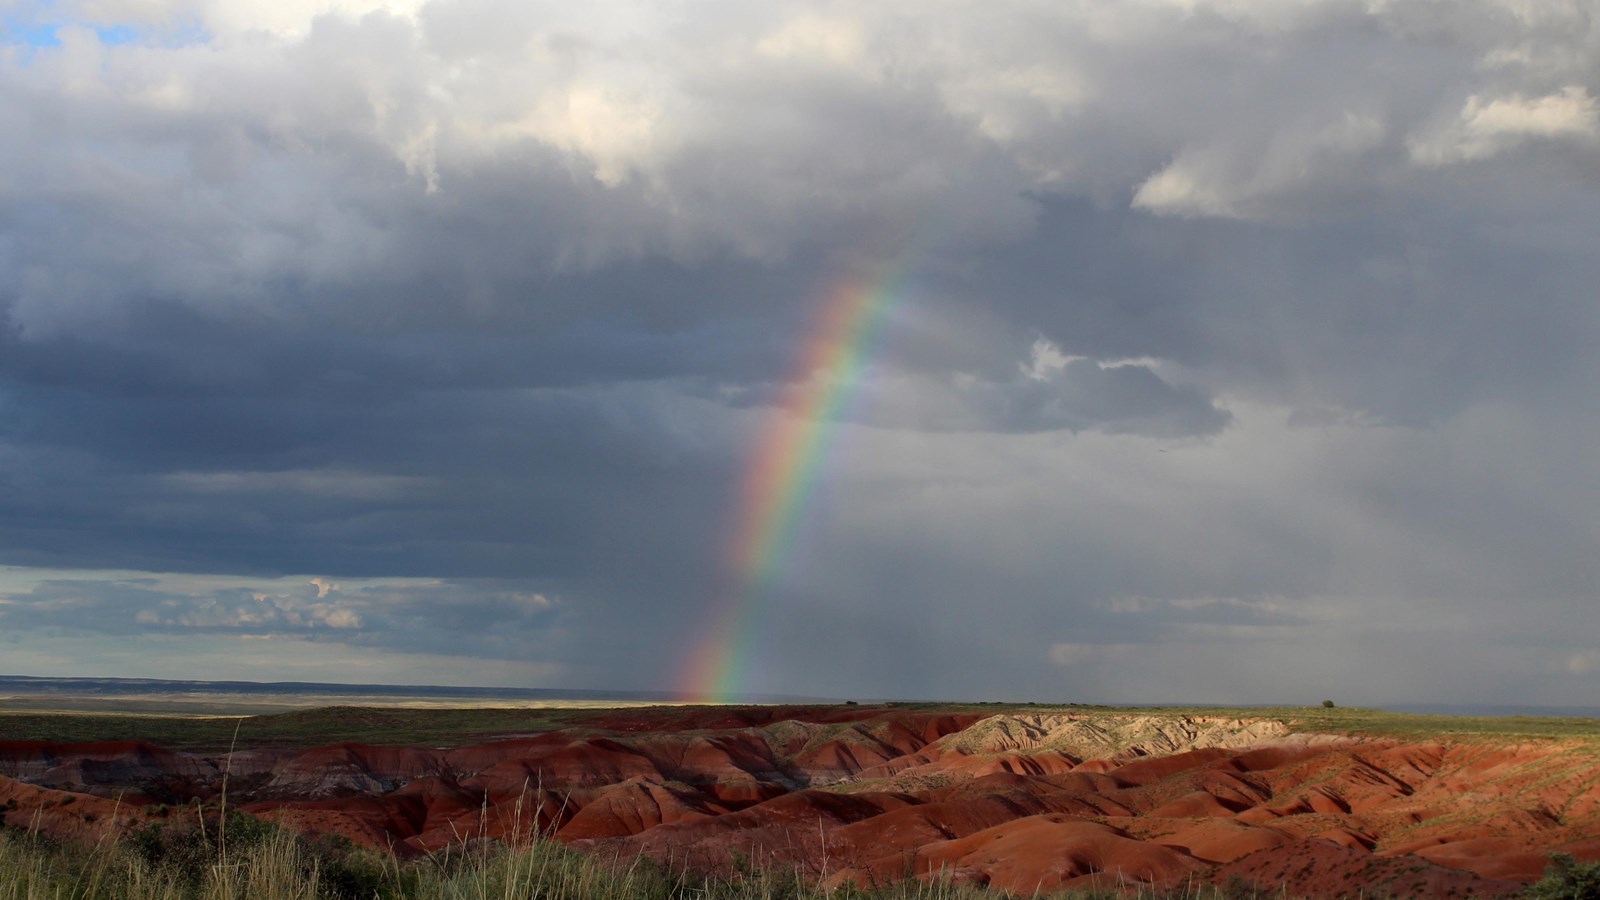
[0,575,565,660]
[0,0,1597,704]
[710,339,1231,437]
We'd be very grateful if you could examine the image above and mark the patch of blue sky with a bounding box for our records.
[1,17,60,48]
[1,0,60,46]
[2,5,210,52]
[93,24,138,45]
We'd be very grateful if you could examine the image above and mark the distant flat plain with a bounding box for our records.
[0,692,697,716]
[0,674,713,718]
[2,675,1599,756]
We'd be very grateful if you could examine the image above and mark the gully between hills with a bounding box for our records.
[3,706,1600,897]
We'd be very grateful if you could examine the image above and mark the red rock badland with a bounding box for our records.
[3,705,1599,897]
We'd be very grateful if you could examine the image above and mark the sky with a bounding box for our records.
[0,0,1597,706]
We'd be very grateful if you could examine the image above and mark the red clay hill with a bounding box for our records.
[3,704,1599,897]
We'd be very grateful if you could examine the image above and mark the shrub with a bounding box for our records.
[130,808,279,884]
[1322,700,1336,709]
[1526,853,1600,900]
[298,831,400,900]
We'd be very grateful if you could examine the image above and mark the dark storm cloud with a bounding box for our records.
[959,193,1600,426]
[1,0,1598,702]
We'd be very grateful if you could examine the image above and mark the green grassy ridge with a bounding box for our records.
[1,703,1598,756]
[0,706,577,753]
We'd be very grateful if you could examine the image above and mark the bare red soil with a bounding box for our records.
[3,707,1598,897]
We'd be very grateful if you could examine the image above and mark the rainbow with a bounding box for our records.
[679,258,910,702]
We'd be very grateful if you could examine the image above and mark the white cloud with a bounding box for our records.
[825,340,1227,436]
[1410,86,1599,165]
[1134,113,1386,219]
[755,13,866,66]
[320,606,362,628]
[165,470,431,501]
[1021,338,1083,381]
[1132,160,1240,218]
[1566,650,1600,675]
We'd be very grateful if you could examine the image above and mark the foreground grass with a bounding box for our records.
[0,822,1281,900]
[7,819,1595,900]
[6,794,1600,900]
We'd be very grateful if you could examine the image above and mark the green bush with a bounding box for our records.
[1526,853,1600,900]
[129,808,275,883]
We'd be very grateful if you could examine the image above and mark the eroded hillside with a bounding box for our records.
[3,705,1599,897]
